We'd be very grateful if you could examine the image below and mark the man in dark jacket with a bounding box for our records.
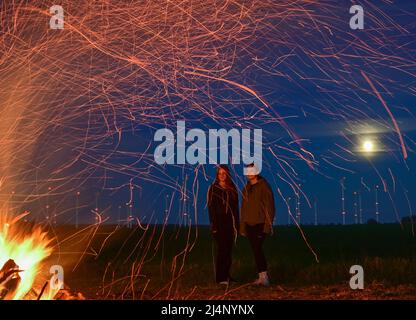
[240,164,275,286]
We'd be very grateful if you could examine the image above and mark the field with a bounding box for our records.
[45,223,416,300]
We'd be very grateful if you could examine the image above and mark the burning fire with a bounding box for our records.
[0,212,54,300]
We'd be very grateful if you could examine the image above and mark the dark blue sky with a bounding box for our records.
[16,1,415,226]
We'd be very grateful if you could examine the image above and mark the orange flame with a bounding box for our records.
[0,212,53,300]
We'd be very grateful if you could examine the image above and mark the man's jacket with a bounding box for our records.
[240,176,275,234]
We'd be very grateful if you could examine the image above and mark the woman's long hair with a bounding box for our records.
[214,165,237,192]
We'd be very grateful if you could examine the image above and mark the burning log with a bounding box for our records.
[0,259,22,300]
[1,260,85,300]
[54,289,86,300]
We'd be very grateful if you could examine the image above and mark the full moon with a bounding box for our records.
[363,140,374,152]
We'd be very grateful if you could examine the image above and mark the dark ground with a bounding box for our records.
[43,223,416,299]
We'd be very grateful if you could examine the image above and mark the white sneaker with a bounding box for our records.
[253,272,270,286]
[219,281,229,286]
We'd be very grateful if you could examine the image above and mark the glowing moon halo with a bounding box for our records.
[362,140,375,153]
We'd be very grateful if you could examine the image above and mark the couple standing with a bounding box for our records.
[207,164,275,286]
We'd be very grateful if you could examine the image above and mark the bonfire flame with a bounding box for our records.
[0,212,53,300]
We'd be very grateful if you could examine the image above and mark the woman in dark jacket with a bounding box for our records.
[207,165,239,285]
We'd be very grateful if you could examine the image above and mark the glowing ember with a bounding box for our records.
[0,212,53,300]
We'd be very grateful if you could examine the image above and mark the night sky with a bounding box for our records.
[91,1,416,226]
[1,1,415,226]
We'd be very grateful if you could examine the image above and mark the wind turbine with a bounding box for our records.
[375,185,380,223]
[340,177,346,225]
